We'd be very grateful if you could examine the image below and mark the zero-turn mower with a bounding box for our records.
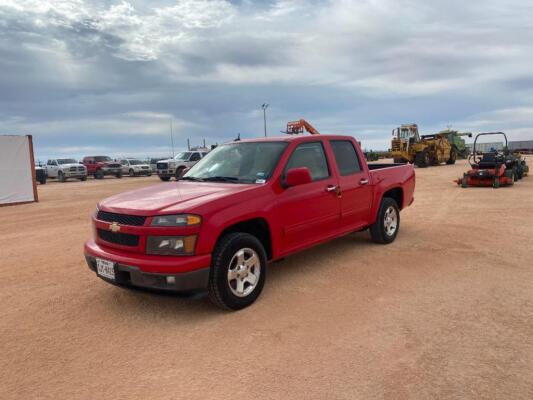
[455,132,527,188]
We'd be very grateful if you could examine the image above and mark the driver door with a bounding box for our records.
[276,141,341,255]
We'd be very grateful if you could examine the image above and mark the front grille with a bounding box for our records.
[107,163,121,168]
[96,211,147,226]
[157,162,168,170]
[98,229,139,247]
[141,166,149,169]
[70,167,77,171]
[391,139,402,151]
[78,167,85,171]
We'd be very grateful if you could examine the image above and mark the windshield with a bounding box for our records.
[94,156,112,162]
[127,160,144,165]
[57,159,77,164]
[184,142,287,183]
[175,152,192,161]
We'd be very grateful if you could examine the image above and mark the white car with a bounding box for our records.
[156,151,208,181]
[118,158,152,177]
[45,158,87,182]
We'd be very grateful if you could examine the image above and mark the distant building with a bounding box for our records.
[509,140,533,152]
[466,140,533,153]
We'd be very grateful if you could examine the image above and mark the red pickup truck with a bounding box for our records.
[84,135,415,310]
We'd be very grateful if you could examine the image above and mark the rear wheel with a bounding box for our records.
[208,232,267,310]
[370,198,400,244]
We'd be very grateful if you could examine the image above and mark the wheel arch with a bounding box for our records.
[216,218,273,260]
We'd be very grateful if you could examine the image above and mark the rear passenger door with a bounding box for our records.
[277,141,341,254]
[329,140,373,230]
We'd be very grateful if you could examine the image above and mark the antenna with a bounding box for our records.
[170,119,175,157]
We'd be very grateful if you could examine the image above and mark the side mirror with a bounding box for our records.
[285,167,312,187]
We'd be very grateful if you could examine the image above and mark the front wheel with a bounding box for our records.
[95,170,104,179]
[159,176,170,182]
[369,198,400,244]
[208,232,267,310]
[129,169,135,177]
[175,167,185,180]
[58,171,66,182]
[80,176,87,181]
[116,171,122,178]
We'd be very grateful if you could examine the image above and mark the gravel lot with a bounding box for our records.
[1,158,532,400]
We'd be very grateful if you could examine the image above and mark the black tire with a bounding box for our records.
[39,177,47,185]
[175,166,185,180]
[159,176,171,182]
[208,232,267,310]
[95,170,104,179]
[129,168,135,177]
[116,171,122,178]
[147,171,152,177]
[369,198,400,244]
[58,171,66,182]
[415,150,430,168]
[493,177,500,188]
[446,148,457,165]
[80,176,87,181]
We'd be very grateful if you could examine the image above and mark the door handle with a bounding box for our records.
[325,185,338,192]
[360,178,369,185]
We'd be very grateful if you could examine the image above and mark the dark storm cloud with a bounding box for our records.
[1,0,533,160]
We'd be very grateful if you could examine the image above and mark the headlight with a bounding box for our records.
[151,214,201,226]
[146,235,197,255]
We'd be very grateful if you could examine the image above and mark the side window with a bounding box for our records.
[121,160,127,165]
[285,142,330,181]
[330,140,362,176]
[190,153,201,161]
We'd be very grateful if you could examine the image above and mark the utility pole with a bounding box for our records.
[261,103,269,137]
[170,119,175,157]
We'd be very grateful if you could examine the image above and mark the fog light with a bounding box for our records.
[166,276,176,284]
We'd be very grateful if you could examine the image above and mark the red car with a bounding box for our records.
[84,135,415,310]
[82,156,123,179]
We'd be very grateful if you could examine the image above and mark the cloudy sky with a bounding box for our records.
[1,0,533,160]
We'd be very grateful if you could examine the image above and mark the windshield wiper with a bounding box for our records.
[180,176,204,182]
[202,176,241,183]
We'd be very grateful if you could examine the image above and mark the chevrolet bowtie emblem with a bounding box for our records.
[110,222,121,232]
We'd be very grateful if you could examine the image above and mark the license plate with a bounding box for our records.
[96,258,115,280]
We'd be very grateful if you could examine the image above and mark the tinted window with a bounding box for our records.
[331,140,361,175]
[190,153,201,161]
[285,142,329,181]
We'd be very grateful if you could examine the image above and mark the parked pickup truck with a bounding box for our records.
[85,135,415,310]
[45,158,87,182]
[82,156,123,179]
[156,150,208,181]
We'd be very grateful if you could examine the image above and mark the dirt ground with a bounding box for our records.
[1,158,532,400]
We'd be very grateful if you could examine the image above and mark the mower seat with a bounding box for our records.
[477,153,500,169]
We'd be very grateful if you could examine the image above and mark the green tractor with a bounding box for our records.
[436,129,472,159]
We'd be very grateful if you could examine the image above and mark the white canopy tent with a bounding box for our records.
[0,135,38,206]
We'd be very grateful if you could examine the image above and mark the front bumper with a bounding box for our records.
[101,167,122,175]
[84,240,211,292]
[157,169,175,177]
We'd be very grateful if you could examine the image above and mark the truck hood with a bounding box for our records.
[98,181,256,215]
[57,163,84,168]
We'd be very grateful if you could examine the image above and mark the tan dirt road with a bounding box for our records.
[1,158,533,399]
